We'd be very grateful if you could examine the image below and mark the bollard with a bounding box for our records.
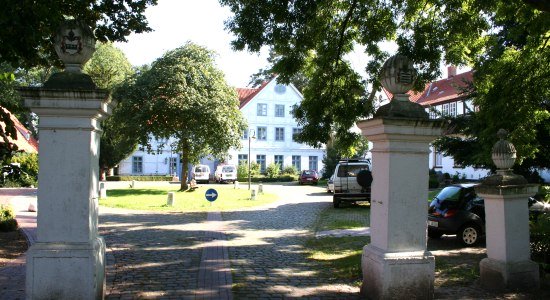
[99,182,107,199]
[167,192,175,206]
[28,202,36,212]
[258,183,263,194]
[251,189,256,200]
[234,180,239,189]
[130,180,136,188]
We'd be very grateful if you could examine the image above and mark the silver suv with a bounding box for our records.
[332,159,372,208]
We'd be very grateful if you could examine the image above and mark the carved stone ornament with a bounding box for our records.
[54,20,95,73]
[380,54,417,99]
[481,129,527,186]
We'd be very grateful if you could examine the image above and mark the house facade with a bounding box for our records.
[117,78,325,179]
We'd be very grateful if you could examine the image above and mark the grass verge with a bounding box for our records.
[99,185,278,212]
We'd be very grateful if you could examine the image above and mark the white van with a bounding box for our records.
[215,164,237,183]
[333,159,372,208]
[193,165,210,184]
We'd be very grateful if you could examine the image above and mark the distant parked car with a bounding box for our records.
[298,170,319,185]
[214,164,237,183]
[192,165,210,184]
[428,184,485,246]
[326,174,335,193]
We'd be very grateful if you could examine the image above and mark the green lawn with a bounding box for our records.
[99,185,278,212]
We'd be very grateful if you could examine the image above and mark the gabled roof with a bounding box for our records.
[235,78,273,109]
[383,70,474,107]
[0,107,39,154]
[414,71,474,106]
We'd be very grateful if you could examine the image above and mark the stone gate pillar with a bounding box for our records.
[476,129,539,290]
[18,20,112,299]
[357,55,443,299]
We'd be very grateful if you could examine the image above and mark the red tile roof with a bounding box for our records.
[235,78,273,109]
[383,70,474,107]
[0,107,39,154]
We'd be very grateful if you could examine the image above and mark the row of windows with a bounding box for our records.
[257,103,288,117]
[428,101,458,119]
[238,154,318,172]
[132,156,178,174]
[243,127,302,142]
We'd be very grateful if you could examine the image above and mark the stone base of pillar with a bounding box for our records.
[480,257,539,291]
[361,245,435,299]
[26,237,106,299]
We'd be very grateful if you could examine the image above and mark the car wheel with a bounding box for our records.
[333,196,341,208]
[428,230,443,239]
[457,224,481,246]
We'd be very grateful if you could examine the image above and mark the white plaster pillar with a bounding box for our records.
[477,186,540,290]
[474,129,540,291]
[358,118,442,299]
[20,88,111,299]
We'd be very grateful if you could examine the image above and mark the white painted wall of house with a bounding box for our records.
[226,79,325,174]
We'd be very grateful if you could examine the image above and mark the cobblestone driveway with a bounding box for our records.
[222,184,361,299]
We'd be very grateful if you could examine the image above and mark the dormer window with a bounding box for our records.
[274,84,286,94]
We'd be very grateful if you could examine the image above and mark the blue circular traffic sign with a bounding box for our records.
[205,188,218,202]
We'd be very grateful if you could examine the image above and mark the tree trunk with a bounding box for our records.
[180,151,189,191]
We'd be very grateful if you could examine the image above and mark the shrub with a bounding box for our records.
[0,164,36,187]
[282,165,298,175]
[11,153,39,178]
[265,163,281,178]
[530,212,550,270]
[237,163,248,180]
[250,162,261,175]
[429,176,440,189]
[0,204,18,232]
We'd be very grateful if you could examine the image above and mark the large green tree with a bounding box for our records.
[83,42,138,178]
[220,0,550,172]
[122,42,246,190]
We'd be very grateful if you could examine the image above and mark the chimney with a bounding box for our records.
[447,65,457,78]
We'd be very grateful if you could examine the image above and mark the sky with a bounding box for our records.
[115,0,269,88]
[115,0,465,88]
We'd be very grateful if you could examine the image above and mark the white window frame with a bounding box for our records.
[257,103,267,116]
[275,104,285,117]
[257,126,267,140]
[132,156,143,174]
[275,127,285,141]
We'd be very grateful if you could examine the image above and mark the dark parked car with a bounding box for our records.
[428,184,485,246]
[298,170,319,185]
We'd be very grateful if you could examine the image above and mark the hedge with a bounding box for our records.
[106,175,173,182]
[237,175,298,183]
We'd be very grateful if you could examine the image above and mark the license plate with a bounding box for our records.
[428,220,438,227]
[307,178,312,181]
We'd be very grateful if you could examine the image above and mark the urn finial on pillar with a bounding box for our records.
[44,19,97,89]
[482,129,527,185]
[375,54,428,119]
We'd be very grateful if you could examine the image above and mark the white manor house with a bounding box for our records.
[117,78,326,179]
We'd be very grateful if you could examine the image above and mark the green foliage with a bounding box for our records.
[80,42,140,173]
[265,163,281,178]
[84,42,134,90]
[222,0,550,166]
[429,176,440,189]
[0,204,18,232]
[282,165,298,175]
[121,42,246,190]
[236,162,249,180]
[0,164,36,187]
[0,0,157,68]
[10,153,38,178]
[250,162,261,176]
[106,175,173,182]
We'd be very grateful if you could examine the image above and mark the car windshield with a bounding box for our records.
[337,165,369,177]
[430,186,462,212]
[222,166,235,172]
[195,166,207,172]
